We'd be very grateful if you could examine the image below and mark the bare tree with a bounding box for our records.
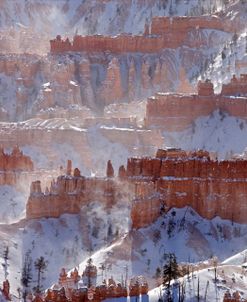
[212,256,218,282]
[2,246,9,280]
[197,277,200,301]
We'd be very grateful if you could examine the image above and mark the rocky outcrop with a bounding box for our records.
[145,75,247,131]
[100,58,124,105]
[223,291,247,302]
[106,160,114,178]
[129,148,247,228]
[1,15,232,121]
[26,175,119,219]
[27,149,247,229]
[0,146,33,172]
[26,161,125,219]
[50,16,234,54]
[221,74,247,96]
[0,146,34,186]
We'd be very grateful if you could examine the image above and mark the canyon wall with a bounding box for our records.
[26,161,130,219]
[1,14,233,120]
[129,148,247,228]
[145,76,247,131]
[0,146,33,171]
[50,16,234,54]
[0,146,34,186]
[27,149,247,230]
[0,146,60,192]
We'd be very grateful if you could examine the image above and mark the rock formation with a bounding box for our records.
[223,291,247,302]
[106,160,114,178]
[0,146,34,186]
[46,259,148,302]
[26,175,119,219]
[27,149,247,230]
[221,74,247,96]
[50,16,235,54]
[129,148,247,228]
[0,146,33,172]
[1,13,234,120]
[1,280,11,301]
[100,57,124,105]
[145,75,247,131]
[26,161,124,219]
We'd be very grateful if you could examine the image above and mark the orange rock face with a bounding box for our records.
[100,58,125,105]
[27,149,247,230]
[129,149,247,228]
[0,146,33,171]
[26,176,118,219]
[145,76,247,131]
[0,146,34,186]
[26,160,125,219]
[50,16,234,54]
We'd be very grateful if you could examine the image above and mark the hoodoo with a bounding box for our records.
[27,149,247,229]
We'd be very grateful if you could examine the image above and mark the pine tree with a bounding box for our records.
[163,253,180,301]
[21,251,32,302]
[107,223,113,240]
[34,256,48,293]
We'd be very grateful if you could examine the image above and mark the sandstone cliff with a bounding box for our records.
[145,76,247,131]
[0,14,234,120]
[26,149,247,230]
[50,16,235,54]
[26,161,128,219]
[0,146,33,172]
[129,148,247,228]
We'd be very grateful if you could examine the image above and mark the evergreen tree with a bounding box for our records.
[34,256,48,293]
[107,223,113,240]
[21,251,32,302]
[163,253,180,301]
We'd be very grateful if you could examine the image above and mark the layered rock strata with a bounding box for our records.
[26,161,127,219]
[0,146,34,186]
[145,75,247,131]
[27,149,247,230]
[129,148,247,228]
[1,14,233,120]
[0,146,33,171]
[50,16,234,54]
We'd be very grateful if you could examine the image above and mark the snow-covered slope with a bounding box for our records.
[163,110,247,159]
[150,249,247,302]
[150,264,247,301]
[1,204,247,298]
[201,32,247,93]
[0,0,230,36]
[0,186,27,224]
[46,206,247,297]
